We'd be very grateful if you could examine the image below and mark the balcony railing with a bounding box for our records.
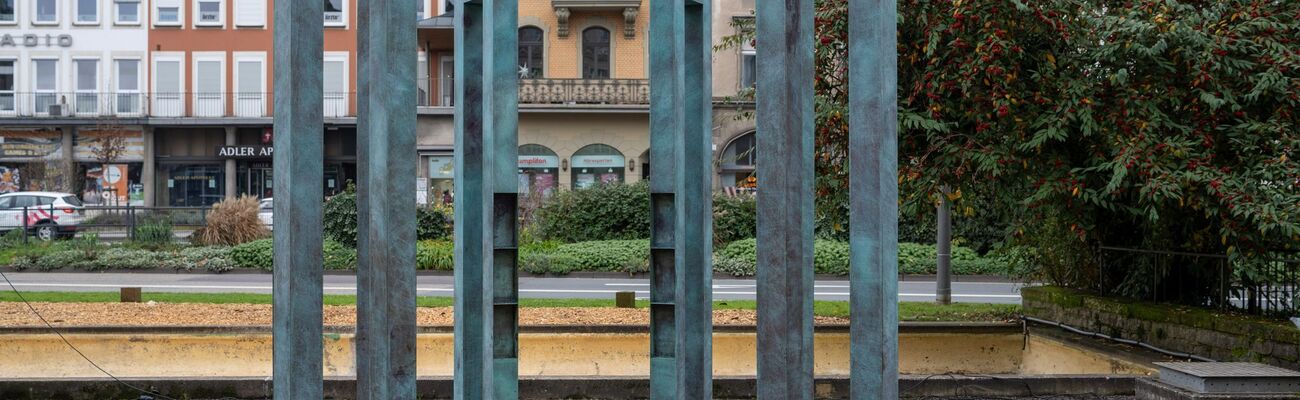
[0,92,357,119]
[518,78,649,105]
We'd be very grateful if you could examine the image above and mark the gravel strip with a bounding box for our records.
[0,302,850,327]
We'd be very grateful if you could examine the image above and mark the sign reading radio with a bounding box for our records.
[0,34,73,48]
[216,146,273,159]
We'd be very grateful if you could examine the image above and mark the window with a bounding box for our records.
[582,27,611,79]
[233,53,265,117]
[741,41,756,89]
[155,0,181,25]
[115,59,141,115]
[519,27,544,79]
[416,0,423,19]
[152,55,183,116]
[76,0,98,23]
[33,60,57,114]
[115,0,139,24]
[193,54,225,117]
[34,0,56,24]
[323,54,348,117]
[74,59,100,115]
[324,0,344,26]
[196,0,222,26]
[234,0,263,26]
[0,61,13,112]
[0,0,13,23]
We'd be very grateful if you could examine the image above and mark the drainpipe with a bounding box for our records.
[936,185,952,305]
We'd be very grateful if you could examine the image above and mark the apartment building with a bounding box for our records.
[0,0,761,206]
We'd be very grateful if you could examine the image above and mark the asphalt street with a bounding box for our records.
[0,272,1025,304]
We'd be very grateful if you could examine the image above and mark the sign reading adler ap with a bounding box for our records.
[217,146,273,159]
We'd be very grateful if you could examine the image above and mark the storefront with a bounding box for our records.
[74,129,146,206]
[518,144,559,197]
[570,144,625,189]
[424,154,454,206]
[0,129,64,193]
[225,127,356,200]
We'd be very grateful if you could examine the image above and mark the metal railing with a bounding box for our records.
[518,78,649,105]
[0,92,357,118]
[1097,246,1300,316]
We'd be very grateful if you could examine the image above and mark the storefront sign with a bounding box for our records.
[73,130,146,162]
[0,130,62,161]
[0,33,73,48]
[428,156,454,179]
[571,155,624,168]
[216,146,273,159]
[518,155,560,169]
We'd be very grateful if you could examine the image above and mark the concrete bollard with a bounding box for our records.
[615,291,636,308]
[120,287,142,303]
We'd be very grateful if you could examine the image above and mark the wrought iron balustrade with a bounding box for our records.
[518,78,649,105]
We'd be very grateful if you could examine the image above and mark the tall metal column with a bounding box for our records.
[648,0,712,398]
[454,0,519,398]
[848,0,900,397]
[356,0,418,397]
[755,0,815,397]
[270,0,323,397]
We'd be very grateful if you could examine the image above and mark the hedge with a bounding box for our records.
[532,182,760,245]
[712,239,1006,277]
[324,183,453,248]
[230,239,356,270]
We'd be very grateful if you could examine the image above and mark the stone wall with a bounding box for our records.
[1021,287,1300,370]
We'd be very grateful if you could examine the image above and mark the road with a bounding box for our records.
[0,272,1026,304]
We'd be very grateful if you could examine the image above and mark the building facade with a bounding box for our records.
[0,0,761,206]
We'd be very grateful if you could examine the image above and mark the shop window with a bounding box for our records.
[581,27,610,79]
[426,155,454,206]
[324,0,344,26]
[570,144,624,189]
[0,0,14,23]
[720,132,757,191]
[165,164,224,207]
[518,144,559,197]
[519,27,544,79]
[33,0,56,24]
[80,163,143,206]
[115,0,140,24]
[0,60,14,112]
[76,0,98,23]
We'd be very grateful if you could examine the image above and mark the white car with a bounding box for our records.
[258,198,273,228]
[0,191,85,241]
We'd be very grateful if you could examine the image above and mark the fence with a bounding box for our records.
[1097,246,1300,316]
[10,204,221,243]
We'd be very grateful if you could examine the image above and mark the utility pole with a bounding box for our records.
[936,186,952,305]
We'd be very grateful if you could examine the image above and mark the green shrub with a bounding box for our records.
[417,206,452,242]
[0,229,26,248]
[713,193,756,245]
[712,255,755,276]
[416,240,454,270]
[324,185,359,247]
[323,240,357,270]
[95,247,162,270]
[28,250,89,271]
[541,240,649,274]
[132,218,174,249]
[521,252,582,275]
[535,182,650,243]
[231,239,274,269]
[179,246,236,272]
[714,238,850,276]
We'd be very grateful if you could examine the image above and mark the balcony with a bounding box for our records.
[424,78,650,107]
[0,92,357,119]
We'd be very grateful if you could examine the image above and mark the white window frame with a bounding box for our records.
[151,52,185,117]
[194,0,224,27]
[31,58,58,115]
[192,52,226,117]
[232,52,266,117]
[114,0,141,25]
[113,57,143,116]
[323,0,346,27]
[154,0,183,26]
[32,0,59,25]
[72,57,101,116]
[0,58,16,114]
[0,0,16,25]
[74,0,99,25]
[232,0,264,27]
[416,0,427,19]
[322,52,348,117]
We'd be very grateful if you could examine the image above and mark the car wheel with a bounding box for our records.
[34,223,56,242]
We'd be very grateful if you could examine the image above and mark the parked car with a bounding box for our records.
[0,191,85,241]
[258,198,273,228]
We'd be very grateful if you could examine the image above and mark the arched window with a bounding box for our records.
[571,144,625,189]
[720,132,757,189]
[582,27,611,79]
[518,27,544,79]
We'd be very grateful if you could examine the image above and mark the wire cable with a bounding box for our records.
[0,269,179,400]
